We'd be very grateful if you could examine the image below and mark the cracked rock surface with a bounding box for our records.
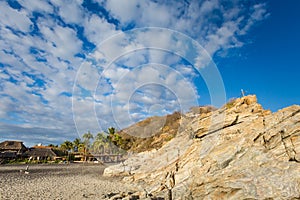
[104,95,300,199]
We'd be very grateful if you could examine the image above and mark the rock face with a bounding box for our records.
[104,95,300,199]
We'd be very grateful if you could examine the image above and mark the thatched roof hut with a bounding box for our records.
[0,141,27,152]
[26,146,65,161]
[27,148,56,158]
[0,141,27,158]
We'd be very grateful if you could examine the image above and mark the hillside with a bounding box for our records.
[110,106,216,153]
[104,95,300,199]
[110,111,181,152]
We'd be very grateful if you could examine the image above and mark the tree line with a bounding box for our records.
[58,127,125,155]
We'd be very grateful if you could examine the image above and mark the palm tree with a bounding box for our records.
[92,132,109,154]
[82,131,94,161]
[83,131,94,148]
[108,127,116,135]
[73,138,82,152]
[48,144,58,148]
[60,140,73,152]
[60,140,73,162]
[107,127,118,154]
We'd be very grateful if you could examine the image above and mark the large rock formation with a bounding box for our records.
[104,95,300,199]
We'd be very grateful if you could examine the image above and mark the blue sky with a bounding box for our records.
[0,0,299,146]
[218,1,300,111]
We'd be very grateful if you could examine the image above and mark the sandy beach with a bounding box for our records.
[0,163,134,200]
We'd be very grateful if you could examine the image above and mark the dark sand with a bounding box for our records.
[0,163,133,200]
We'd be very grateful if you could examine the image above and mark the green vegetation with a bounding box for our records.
[73,138,81,149]
[0,128,127,165]
[1,158,28,165]
[107,127,116,135]
[107,111,182,153]
[60,140,73,151]
[92,133,107,154]
[82,131,93,150]
[57,128,126,158]
[108,132,132,151]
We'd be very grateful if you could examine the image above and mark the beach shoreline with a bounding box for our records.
[0,163,133,199]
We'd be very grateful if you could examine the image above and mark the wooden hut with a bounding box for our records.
[26,145,64,161]
[0,141,27,160]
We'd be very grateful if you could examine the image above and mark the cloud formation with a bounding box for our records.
[0,0,268,146]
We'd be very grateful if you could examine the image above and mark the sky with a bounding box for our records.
[0,0,299,147]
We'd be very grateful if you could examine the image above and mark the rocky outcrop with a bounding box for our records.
[104,95,300,199]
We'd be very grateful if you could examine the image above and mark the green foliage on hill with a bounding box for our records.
[108,111,182,153]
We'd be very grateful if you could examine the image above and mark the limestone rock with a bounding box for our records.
[104,95,300,199]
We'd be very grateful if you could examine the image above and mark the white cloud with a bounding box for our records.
[103,65,130,84]
[105,0,268,58]
[252,3,269,21]
[92,63,198,129]
[105,0,139,24]
[239,3,269,35]
[75,61,100,91]
[0,2,85,143]
[0,0,268,145]
[55,0,84,24]
[204,21,240,55]
[139,2,172,27]
[84,14,119,44]
[0,1,32,33]
[18,0,53,14]
[199,0,219,14]
[38,21,83,60]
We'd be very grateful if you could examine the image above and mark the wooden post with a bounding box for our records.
[241,89,245,97]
